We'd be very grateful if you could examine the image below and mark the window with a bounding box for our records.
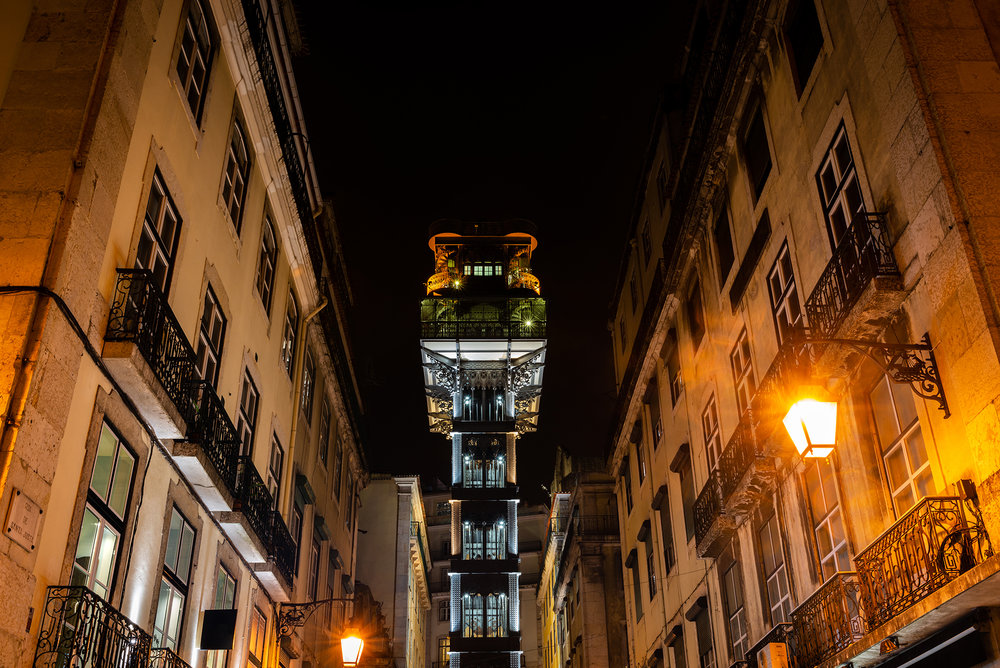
[301,350,315,421]
[804,458,851,580]
[221,119,250,228]
[622,457,634,515]
[768,243,803,344]
[630,273,639,313]
[645,534,657,599]
[205,565,237,668]
[332,434,344,501]
[672,634,688,668]
[870,374,933,514]
[291,502,303,554]
[817,125,865,249]
[153,508,196,650]
[255,215,278,313]
[268,434,284,508]
[136,170,181,293]
[658,491,676,574]
[462,593,509,638]
[618,318,627,351]
[679,458,697,541]
[641,219,652,264]
[174,0,214,120]
[438,636,451,664]
[196,286,225,386]
[687,279,706,350]
[784,0,824,94]
[730,329,756,416]
[308,539,320,599]
[694,603,716,668]
[345,475,356,528]
[462,520,507,560]
[439,599,450,622]
[722,557,749,661]
[713,207,735,286]
[667,343,683,407]
[656,162,669,210]
[645,379,663,448]
[627,550,643,620]
[71,422,136,599]
[281,290,299,376]
[758,509,792,624]
[702,395,721,472]
[318,399,331,467]
[248,607,266,666]
[634,428,646,485]
[742,103,772,201]
[236,370,259,457]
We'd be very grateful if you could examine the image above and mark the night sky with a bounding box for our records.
[292,2,674,504]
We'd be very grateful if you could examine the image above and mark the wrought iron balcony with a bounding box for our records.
[33,585,152,668]
[234,455,273,548]
[571,514,620,538]
[419,297,546,339]
[150,647,192,668]
[267,510,298,584]
[791,572,864,668]
[854,496,993,630]
[804,212,901,339]
[185,380,243,496]
[693,470,726,546]
[745,622,796,668]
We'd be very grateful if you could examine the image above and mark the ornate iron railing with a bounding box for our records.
[693,471,725,544]
[572,514,620,537]
[791,572,863,667]
[717,417,761,500]
[106,269,198,414]
[745,622,796,668]
[33,586,152,668]
[185,381,243,496]
[804,212,898,338]
[234,456,273,546]
[855,496,993,630]
[267,510,298,583]
[420,297,547,339]
[150,647,192,668]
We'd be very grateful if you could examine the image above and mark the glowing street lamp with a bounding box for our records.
[783,386,837,458]
[341,630,365,667]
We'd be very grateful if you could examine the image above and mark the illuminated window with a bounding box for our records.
[135,170,181,293]
[174,0,214,121]
[153,508,196,650]
[870,374,933,514]
[757,509,792,624]
[248,607,266,666]
[768,243,803,345]
[730,329,755,416]
[804,458,850,580]
[205,565,236,668]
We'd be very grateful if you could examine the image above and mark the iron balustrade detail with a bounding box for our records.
[185,380,243,494]
[267,510,298,583]
[106,269,198,412]
[716,418,761,501]
[791,572,864,668]
[694,471,725,545]
[745,622,796,668]
[854,496,993,630]
[33,585,152,668]
[804,212,899,338]
[234,456,273,548]
[150,647,192,668]
[572,514,620,537]
[420,297,546,339]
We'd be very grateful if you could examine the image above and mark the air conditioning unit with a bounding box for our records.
[757,642,789,668]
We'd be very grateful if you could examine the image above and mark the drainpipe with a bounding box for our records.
[280,295,327,518]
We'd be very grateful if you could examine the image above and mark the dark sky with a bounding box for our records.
[292,2,674,504]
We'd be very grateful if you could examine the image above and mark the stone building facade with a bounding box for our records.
[609,1,1000,667]
[0,0,368,666]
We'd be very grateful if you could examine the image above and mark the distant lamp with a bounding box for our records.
[341,630,364,666]
[453,280,461,288]
[783,387,837,458]
[525,320,533,328]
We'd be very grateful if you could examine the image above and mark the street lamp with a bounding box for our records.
[783,386,837,458]
[340,629,364,666]
[277,597,365,665]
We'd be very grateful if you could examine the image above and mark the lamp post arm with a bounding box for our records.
[277,597,356,638]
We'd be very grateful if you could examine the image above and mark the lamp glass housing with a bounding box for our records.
[341,633,364,666]
[783,397,837,458]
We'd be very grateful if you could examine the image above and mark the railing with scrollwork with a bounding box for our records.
[185,380,243,496]
[106,269,198,414]
[855,496,993,630]
[150,647,192,668]
[268,510,298,583]
[791,573,863,667]
[420,297,547,339]
[694,471,725,545]
[33,585,152,668]
[234,456,273,548]
[717,418,760,501]
[745,622,796,668]
[804,212,899,338]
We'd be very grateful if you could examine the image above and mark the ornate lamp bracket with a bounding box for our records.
[277,597,355,638]
[800,332,950,418]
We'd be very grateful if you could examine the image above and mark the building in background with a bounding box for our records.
[419,220,547,668]
[357,475,433,668]
[0,0,368,666]
[609,1,1000,667]
[537,448,625,668]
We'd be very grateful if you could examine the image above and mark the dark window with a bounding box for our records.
[679,459,696,540]
[174,0,214,121]
[817,124,865,249]
[196,286,225,386]
[255,215,278,313]
[634,428,646,485]
[658,491,676,573]
[785,0,824,94]
[301,350,315,421]
[439,600,450,622]
[630,273,639,313]
[641,220,652,264]
[619,318,627,351]
[742,104,773,201]
[627,550,643,620]
[767,242,803,344]
[645,532,657,599]
[730,329,756,416]
[281,290,299,376]
[713,207,735,286]
[672,633,688,668]
[694,604,716,668]
[645,379,663,448]
[136,170,181,294]
[758,508,792,624]
[308,539,320,599]
[667,344,683,407]
[221,119,250,229]
[657,163,669,210]
[267,433,283,507]
[318,399,331,466]
[623,456,634,515]
[236,369,259,457]
[722,547,748,661]
[332,434,343,501]
[687,279,706,350]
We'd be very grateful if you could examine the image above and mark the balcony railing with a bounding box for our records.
[267,510,297,583]
[33,585,152,668]
[694,471,725,545]
[150,647,192,668]
[572,514,620,537]
[804,212,899,338]
[854,496,993,630]
[186,380,243,494]
[791,572,863,668]
[106,269,197,412]
[420,297,547,339]
[745,622,796,668]
[234,456,273,547]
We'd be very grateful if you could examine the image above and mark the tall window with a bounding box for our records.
[267,434,283,508]
[722,556,749,661]
[72,422,136,599]
[687,279,706,350]
[730,329,756,416]
[281,290,299,376]
[667,342,683,407]
[438,600,450,622]
[308,539,320,599]
[702,395,721,472]
[153,508,196,650]
[805,459,851,580]
[742,102,772,201]
[462,593,510,638]
[255,215,278,313]
[645,379,662,448]
[622,457,634,515]
[656,163,669,210]
[462,520,507,560]
[618,318,627,351]
[630,273,639,313]
[758,509,792,624]
[870,374,933,514]
[634,428,646,485]
[768,243,803,344]
[645,533,657,599]
[290,502,303,556]
[641,219,652,264]
[196,286,225,386]
[627,550,643,621]
[174,0,214,120]
[678,458,697,540]
[318,399,331,467]
[345,475,356,528]
[658,490,676,574]
[236,370,259,457]
[332,434,343,501]
[221,119,250,228]
[713,206,735,286]
[248,607,266,667]
[438,636,450,664]
[301,350,315,421]
[817,125,864,249]
[784,0,824,94]
[205,565,237,668]
[136,171,181,293]
[694,603,716,668]
[484,593,509,638]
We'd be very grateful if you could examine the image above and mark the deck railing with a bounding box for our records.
[791,572,863,667]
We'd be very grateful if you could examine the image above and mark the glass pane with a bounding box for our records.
[178,523,194,582]
[844,177,863,217]
[91,424,118,501]
[894,486,915,514]
[914,467,934,501]
[821,163,837,204]
[885,446,910,490]
[805,464,824,515]
[154,581,171,643]
[870,377,900,448]
[166,588,184,648]
[830,509,846,545]
[107,444,134,518]
[74,507,100,577]
[164,510,182,572]
[891,379,918,430]
[906,428,929,469]
[94,524,119,594]
[816,524,832,555]
[835,135,852,174]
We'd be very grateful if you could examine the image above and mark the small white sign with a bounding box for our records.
[5,488,42,552]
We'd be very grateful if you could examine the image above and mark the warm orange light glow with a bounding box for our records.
[341,631,364,666]
[783,391,837,458]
